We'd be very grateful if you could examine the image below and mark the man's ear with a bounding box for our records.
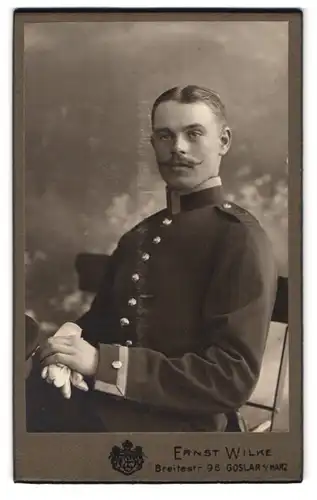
[219,127,232,156]
[150,134,154,149]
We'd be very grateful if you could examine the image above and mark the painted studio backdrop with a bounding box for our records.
[24,21,289,428]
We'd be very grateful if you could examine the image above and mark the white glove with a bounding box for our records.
[41,322,89,398]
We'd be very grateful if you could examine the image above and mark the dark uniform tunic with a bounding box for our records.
[70,184,277,432]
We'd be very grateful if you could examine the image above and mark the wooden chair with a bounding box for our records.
[240,276,289,432]
[75,254,289,433]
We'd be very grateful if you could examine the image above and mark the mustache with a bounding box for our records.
[160,155,203,168]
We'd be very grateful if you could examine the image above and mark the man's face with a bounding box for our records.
[151,101,231,192]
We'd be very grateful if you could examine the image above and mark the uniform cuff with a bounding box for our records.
[94,344,129,397]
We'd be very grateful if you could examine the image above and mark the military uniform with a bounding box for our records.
[70,182,277,432]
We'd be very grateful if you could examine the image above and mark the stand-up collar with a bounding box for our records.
[166,178,225,213]
[180,185,225,212]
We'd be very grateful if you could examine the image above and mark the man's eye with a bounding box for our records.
[188,130,202,139]
[159,134,172,141]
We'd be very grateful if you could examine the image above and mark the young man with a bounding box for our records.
[29,85,277,432]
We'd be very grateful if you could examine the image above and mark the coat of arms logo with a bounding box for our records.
[109,440,146,475]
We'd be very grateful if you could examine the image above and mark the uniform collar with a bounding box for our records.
[166,177,225,213]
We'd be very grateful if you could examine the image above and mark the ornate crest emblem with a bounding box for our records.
[109,440,145,476]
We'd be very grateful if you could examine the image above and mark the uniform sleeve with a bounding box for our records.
[93,224,278,416]
[75,246,120,347]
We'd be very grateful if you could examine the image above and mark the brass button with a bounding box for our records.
[153,236,161,244]
[125,340,133,347]
[120,317,130,327]
[128,298,137,307]
[131,273,140,282]
[162,217,172,226]
[112,360,122,369]
[142,252,150,262]
[223,202,232,209]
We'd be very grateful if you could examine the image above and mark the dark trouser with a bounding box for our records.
[26,360,243,433]
[225,411,245,432]
[26,362,105,433]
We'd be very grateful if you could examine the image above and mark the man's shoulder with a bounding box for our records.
[215,200,258,225]
[211,201,277,283]
[118,209,166,243]
[213,201,273,254]
[215,201,265,234]
[131,209,167,231]
[120,200,267,243]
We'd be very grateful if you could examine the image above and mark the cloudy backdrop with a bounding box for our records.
[24,21,288,331]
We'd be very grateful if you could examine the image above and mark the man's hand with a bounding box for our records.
[40,335,99,377]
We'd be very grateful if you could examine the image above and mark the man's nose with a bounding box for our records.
[172,134,189,154]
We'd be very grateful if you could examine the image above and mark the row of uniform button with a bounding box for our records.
[118,218,173,340]
[119,218,172,326]
[112,205,232,365]
[117,205,232,345]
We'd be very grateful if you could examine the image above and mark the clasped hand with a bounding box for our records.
[39,322,99,399]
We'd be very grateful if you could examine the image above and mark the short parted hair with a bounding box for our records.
[151,85,228,130]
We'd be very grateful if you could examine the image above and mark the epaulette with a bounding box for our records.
[215,201,262,230]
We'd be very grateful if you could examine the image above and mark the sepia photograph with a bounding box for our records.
[14,10,302,482]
